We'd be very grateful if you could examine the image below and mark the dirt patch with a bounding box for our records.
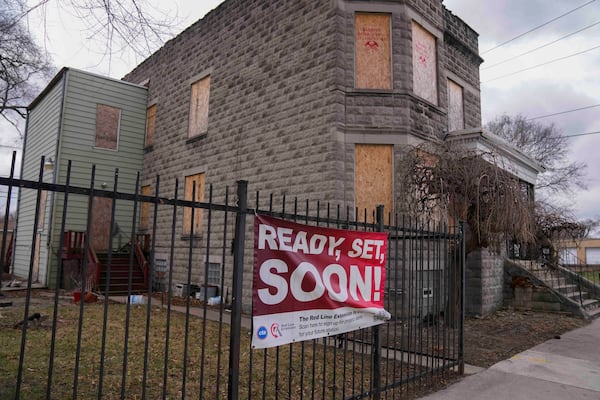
[463,308,589,368]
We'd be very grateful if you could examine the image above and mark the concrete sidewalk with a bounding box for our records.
[420,317,600,399]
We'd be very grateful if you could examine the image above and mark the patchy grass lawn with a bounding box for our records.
[1,301,235,399]
[0,297,459,399]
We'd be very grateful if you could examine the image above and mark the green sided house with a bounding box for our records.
[12,67,149,291]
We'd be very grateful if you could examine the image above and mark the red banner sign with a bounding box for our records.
[252,215,390,349]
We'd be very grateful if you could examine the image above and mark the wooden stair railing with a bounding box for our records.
[4,232,13,272]
[133,237,150,288]
[62,231,99,291]
[63,231,150,293]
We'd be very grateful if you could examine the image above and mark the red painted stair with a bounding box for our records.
[97,252,147,295]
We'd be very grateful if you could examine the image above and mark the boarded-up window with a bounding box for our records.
[145,105,157,147]
[140,185,152,231]
[90,197,113,251]
[95,104,121,150]
[412,22,437,105]
[355,13,392,90]
[183,173,205,235]
[355,144,393,222]
[188,76,210,138]
[447,80,464,131]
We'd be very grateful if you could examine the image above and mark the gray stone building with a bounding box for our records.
[123,0,482,300]
[124,0,537,313]
[125,0,482,211]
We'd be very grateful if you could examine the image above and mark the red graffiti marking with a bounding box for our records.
[365,40,379,50]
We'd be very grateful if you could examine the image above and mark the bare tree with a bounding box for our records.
[1,0,178,130]
[535,201,591,242]
[14,0,177,58]
[485,114,586,196]
[0,0,53,131]
[533,200,598,265]
[396,141,536,254]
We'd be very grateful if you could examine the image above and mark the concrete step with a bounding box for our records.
[587,307,600,319]
[554,284,578,293]
[582,298,600,310]
[563,291,590,301]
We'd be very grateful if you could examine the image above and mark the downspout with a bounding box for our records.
[45,70,69,287]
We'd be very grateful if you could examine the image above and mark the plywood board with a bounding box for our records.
[447,80,464,131]
[145,104,157,146]
[32,234,41,282]
[140,185,152,231]
[188,76,210,138]
[37,190,47,230]
[412,22,437,104]
[355,13,392,90]
[183,172,205,235]
[90,197,113,251]
[95,104,120,150]
[355,144,393,222]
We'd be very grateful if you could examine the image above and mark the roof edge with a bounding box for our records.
[28,67,148,111]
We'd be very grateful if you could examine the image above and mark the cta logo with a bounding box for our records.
[257,326,268,340]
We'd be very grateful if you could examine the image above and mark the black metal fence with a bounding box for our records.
[0,155,464,399]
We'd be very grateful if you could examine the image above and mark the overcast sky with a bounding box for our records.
[1,0,598,229]
[443,0,600,227]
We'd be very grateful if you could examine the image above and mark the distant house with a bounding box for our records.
[12,68,148,288]
[557,238,600,265]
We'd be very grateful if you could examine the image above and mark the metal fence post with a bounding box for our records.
[458,220,466,375]
[228,180,248,400]
[372,205,385,400]
[15,156,47,399]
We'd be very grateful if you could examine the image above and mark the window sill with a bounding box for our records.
[349,88,394,95]
[180,234,203,241]
[92,146,119,152]
[186,133,207,144]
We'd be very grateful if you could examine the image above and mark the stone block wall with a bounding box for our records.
[125,0,342,292]
[385,237,451,319]
[126,0,341,202]
[443,7,482,128]
[337,0,482,219]
[124,0,482,302]
[465,248,505,317]
[338,0,482,139]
